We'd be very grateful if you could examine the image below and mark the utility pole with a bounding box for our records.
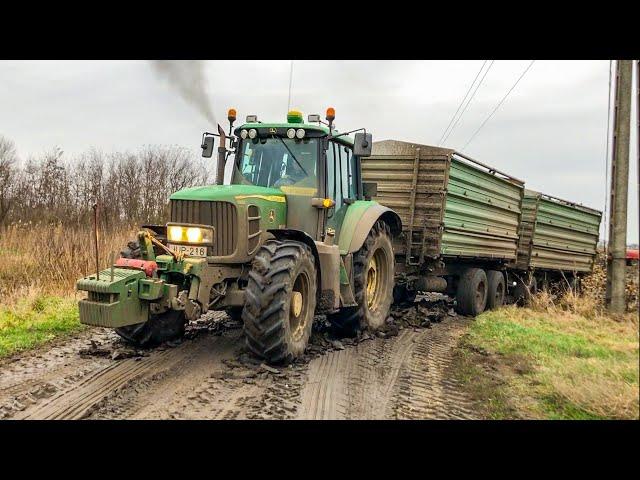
[606,60,633,313]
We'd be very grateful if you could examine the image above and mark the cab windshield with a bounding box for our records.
[235,137,318,193]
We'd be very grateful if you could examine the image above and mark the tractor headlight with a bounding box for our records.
[167,225,214,244]
[286,128,296,139]
[248,128,258,139]
[240,129,248,139]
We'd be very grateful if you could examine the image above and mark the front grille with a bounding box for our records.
[170,200,238,256]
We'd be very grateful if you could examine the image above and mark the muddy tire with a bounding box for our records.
[242,239,317,365]
[120,241,142,259]
[116,310,186,347]
[486,270,505,310]
[116,240,187,346]
[513,275,537,306]
[329,221,394,335]
[455,268,488,316]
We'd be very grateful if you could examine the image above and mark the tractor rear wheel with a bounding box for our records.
[486,270,505,310]
[329,221,394,335]
[242,239,317,364]
[455,268,488,316]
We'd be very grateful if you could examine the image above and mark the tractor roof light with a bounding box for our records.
[227,108,237,123]
[326,107,335,122]
[240,129,249,139]
[286,128,296,139]
[287,110,304,123]
[246,114,258,123]
[248,129,258,139]
[308,114,320,123]
[295,128,305,139]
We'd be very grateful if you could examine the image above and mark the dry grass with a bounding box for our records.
[0,223,134,304]
[459,291,639,419]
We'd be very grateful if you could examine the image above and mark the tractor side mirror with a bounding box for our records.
[201,136,215,158]
[353,132,372,157]
[363,182,377,200]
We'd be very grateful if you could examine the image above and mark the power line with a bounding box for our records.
[441,60,495,146]
[437,61,487,146]
[462,60,536,150]
[287,60,294,111]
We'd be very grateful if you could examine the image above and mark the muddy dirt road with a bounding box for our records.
[0,302,477,420]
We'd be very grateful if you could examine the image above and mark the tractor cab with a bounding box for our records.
[202,108,375,246]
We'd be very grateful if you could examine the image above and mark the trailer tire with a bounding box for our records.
[486,270,505,310]
[116,310,186,347]
[514,275,537,306]
[242,239,317,365]
[455,268,488,316]
[329,221,394,335]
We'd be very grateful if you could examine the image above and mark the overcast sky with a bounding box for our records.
[0,60,637,242]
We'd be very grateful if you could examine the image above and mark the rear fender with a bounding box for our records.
[338,201,402,254]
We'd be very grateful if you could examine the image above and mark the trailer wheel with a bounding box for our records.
[514,275,537,306]
[486,271,505,310]
[242,240,317,365]
[329,221,394,335]
[116,310,186,347]
[455,268,488,316]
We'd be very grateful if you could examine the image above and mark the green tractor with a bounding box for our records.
[76,108,401,363]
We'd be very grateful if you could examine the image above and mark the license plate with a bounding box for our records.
[167,243,207,257]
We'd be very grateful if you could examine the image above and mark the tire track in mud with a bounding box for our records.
[296,317,477,420]
[2,306,478,420]
[392,319,477,419]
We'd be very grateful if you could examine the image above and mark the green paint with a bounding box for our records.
[337,200,378,254]
[441,158,523,260]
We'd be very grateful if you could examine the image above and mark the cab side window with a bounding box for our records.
[326,141,343,213]
[342,145,356,200]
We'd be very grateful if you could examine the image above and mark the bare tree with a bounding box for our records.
[3,144,209,228]
[0,136,18,225]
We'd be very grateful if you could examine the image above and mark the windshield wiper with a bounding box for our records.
[275,136,308,176]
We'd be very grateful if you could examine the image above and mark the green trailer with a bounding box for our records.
[361,140,524,315]
[513,189,602,292]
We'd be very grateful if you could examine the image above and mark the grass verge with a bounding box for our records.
[454,305,639,420]
[0,293,85,358]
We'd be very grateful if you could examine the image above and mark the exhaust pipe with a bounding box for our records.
[215,124,226,185]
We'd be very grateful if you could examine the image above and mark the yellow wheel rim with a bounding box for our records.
[291,291,303,318]
[366,255,379,309]
[289,272,309,342]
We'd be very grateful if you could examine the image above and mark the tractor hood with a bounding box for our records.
[170,184,286,204]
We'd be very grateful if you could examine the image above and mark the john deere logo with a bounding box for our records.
[269,128,277,134]
[268,209,275,222]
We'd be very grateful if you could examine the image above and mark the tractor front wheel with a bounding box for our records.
[115,239,187,347]
[116,310,186,347]
[242,240,317,364]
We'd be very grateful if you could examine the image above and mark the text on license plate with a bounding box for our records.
[167,243,207,257]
